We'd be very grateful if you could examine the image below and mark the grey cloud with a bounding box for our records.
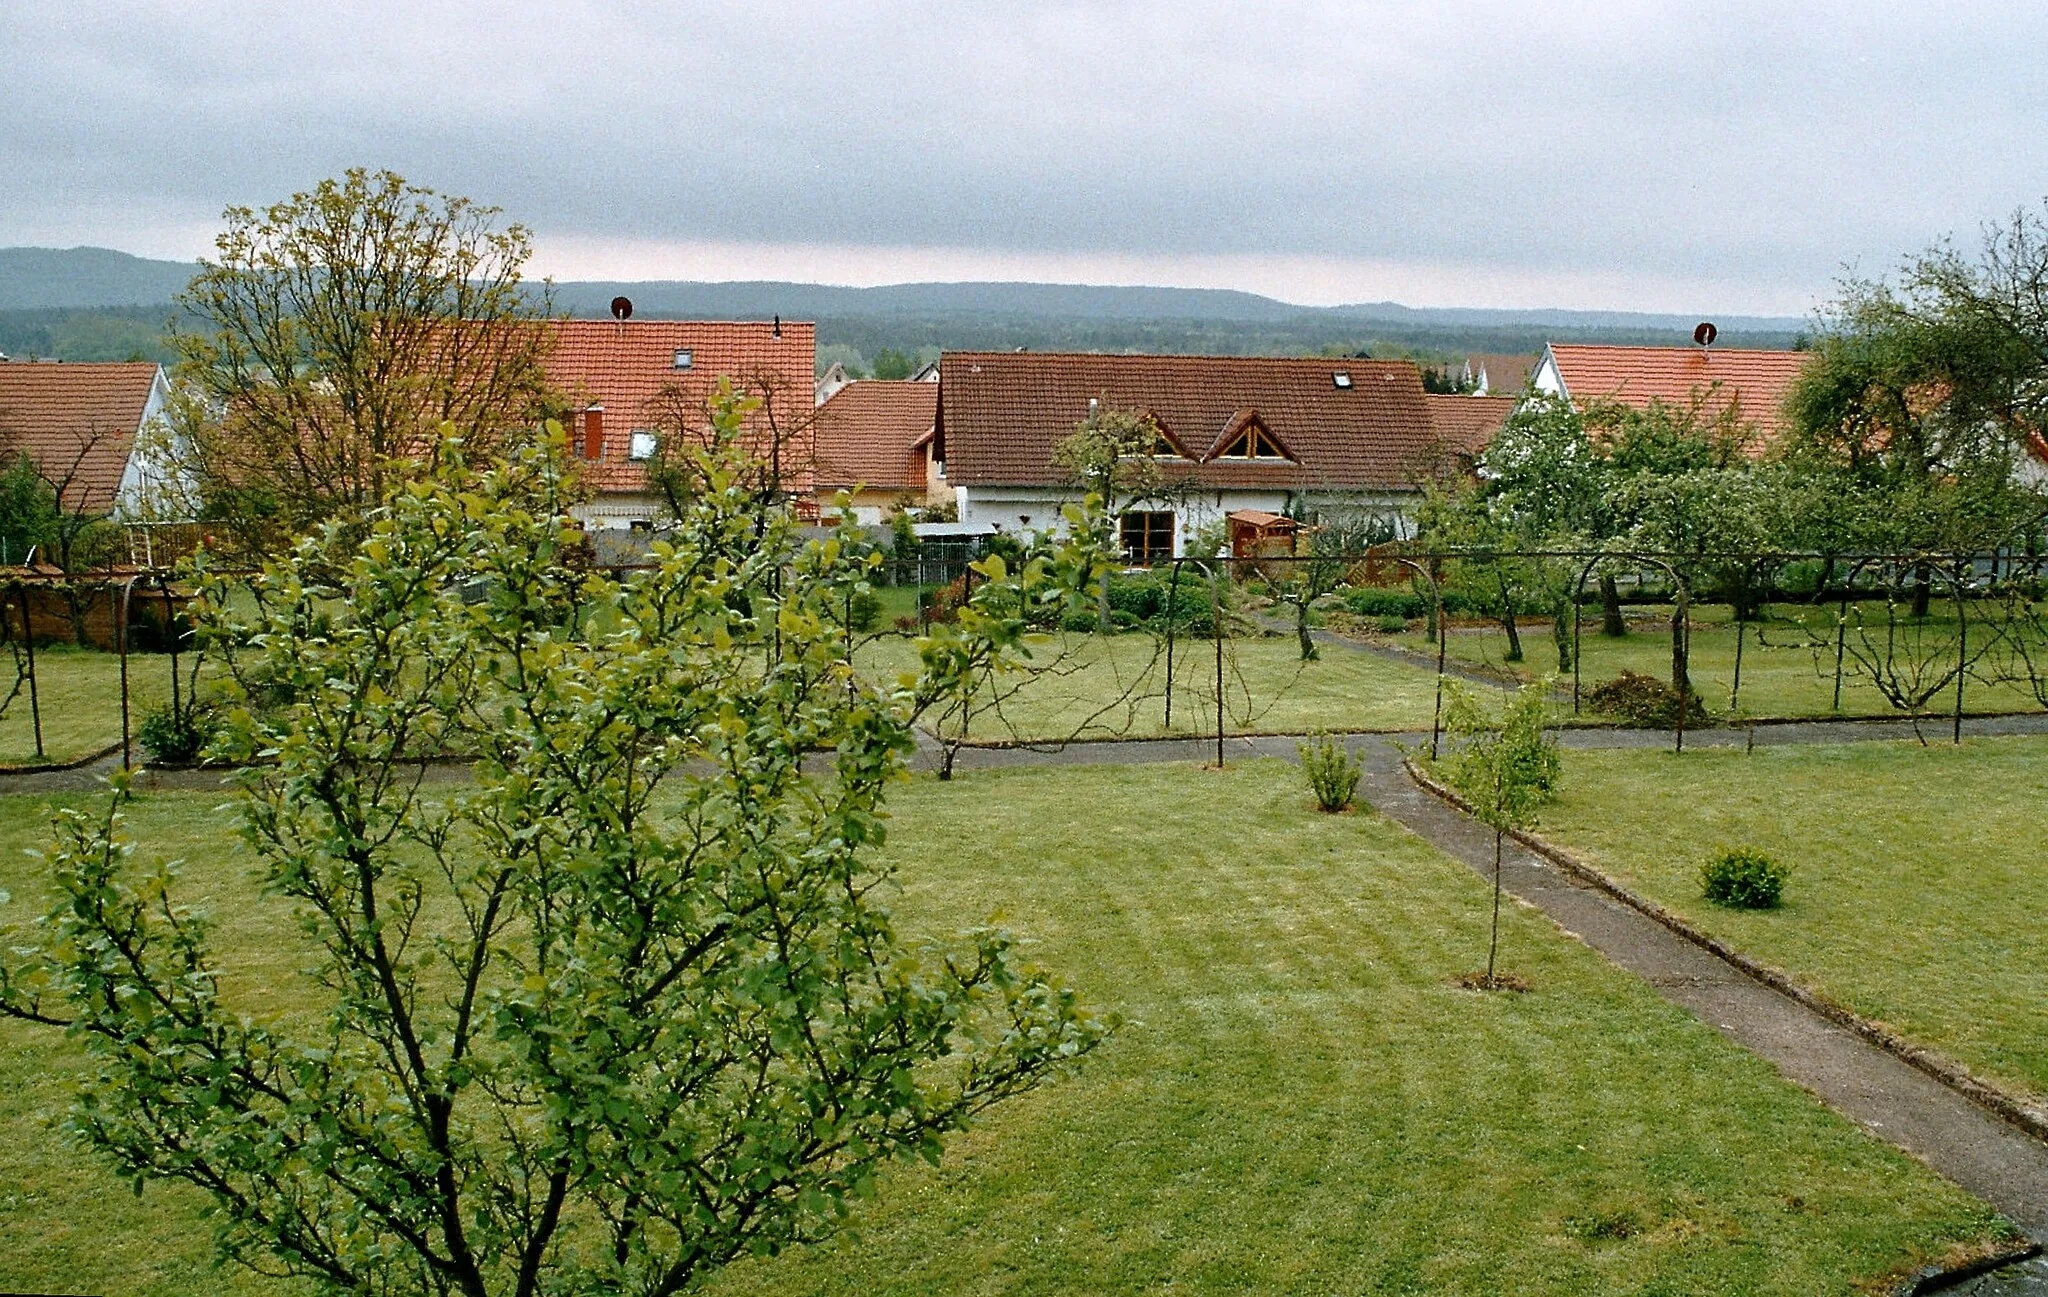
[3,0,2045,305]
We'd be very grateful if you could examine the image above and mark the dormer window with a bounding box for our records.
[672,349,694,369]
[1216,423,1291,460]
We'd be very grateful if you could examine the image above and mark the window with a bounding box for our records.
[628,431,658,461]
[1119,510,1175,564]
[672,349,694,369]
[1216,424,1290,460]
[1332,371,1353,389]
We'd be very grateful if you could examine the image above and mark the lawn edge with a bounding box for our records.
[1889,1241,2043,1296]
[1402,755,2048,1149]
[0,739,123,775]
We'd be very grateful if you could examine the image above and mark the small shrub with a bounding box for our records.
[1060,608,1099,633]
[138,704,219,765]
[838,588,882,632]
[1343,587,1426,620]
[893,614,919,633]
[1701,847,1790,909]
[1297,732,1363,812]
[1586,670,1709,728]
[1375,613,1408,634]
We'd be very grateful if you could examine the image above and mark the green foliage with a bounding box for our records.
[135,702,218,764]
[1701,847,1791,910]
[1296,732,1363,812]
[0,453,59,565]
[1342,587,1474,619]
[1441,681,1562,836]
[0,401,1110,1297]
[1586,670,1709,728]
[1440,679,1562,988]
[870,347,916,380]
[1375,613,1409,634]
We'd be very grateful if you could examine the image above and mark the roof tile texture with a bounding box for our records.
[0,362,159,512]
[937,352,1441,491]
[1424,393,1518,456]
[541,319,817,494]
[1548,344,1810,438]
[812,381,937,491]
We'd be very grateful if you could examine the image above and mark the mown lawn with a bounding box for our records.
[859,631,1447,739]
[1394,603,2048,723]
[1541,736,2048,1108]
[0,647,196,767]
[0,762,2010,1295]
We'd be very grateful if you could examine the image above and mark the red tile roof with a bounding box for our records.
[1424,393,1518,457]
[540,319,817,494]
[812,381,938,492]
[1546,344,1811,438]
[935,352,1442,491]
[0,361,161,513]
[1465,352,1537,395]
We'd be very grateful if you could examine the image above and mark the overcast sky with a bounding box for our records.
[3,1,2044,314]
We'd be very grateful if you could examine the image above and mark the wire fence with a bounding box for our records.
[4,545,2045,772]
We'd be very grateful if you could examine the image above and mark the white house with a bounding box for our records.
[0,360,190,524]
[928,351,1475,559]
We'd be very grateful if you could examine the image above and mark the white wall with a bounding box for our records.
[957,484,1417,556]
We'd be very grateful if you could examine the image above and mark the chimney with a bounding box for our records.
[583,407,605,460]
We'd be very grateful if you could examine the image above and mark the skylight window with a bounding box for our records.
[628,431,658,461]
[1332,371,1353,389]
[672,349,694,369]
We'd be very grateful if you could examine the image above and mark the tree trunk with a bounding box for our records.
[1097,567,1112,634]
[1487,828,1504,988]
[1500,611,1523,663]
[1295,600,1318,660]
[1670,597,1692,701]
[1600,575,1625,638]
[1911,563,1932,620]
[1552,601,1574,672]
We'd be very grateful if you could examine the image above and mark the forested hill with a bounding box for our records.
[0,245,1809,366]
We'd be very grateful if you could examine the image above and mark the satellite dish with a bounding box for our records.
[610,296,634,321]
[1693,321,1718,347]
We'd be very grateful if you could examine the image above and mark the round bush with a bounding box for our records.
[138,704,220,765]
[1700,847,1790,909]
[1375,613,1408,634]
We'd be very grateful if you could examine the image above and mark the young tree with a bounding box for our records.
[1440,679,1560,990]
[1052,403,1176,631]
[0,402,1109,1297]
[0,423,128,642]
[1268,511,1394,661]
[168,169,557,554]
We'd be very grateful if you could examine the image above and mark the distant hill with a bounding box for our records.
[0,247,202,309]
[0,245,1809,366]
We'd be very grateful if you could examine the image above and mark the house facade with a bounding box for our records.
[539,319,817,530]
[930,352,1457,559]
[0,360,188,525]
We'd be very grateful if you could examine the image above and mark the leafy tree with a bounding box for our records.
[870,348,915,381]
[0,403,1109,1297]
[1052,403,1177,631]
[1266,511,1394,660]
[1440,679,1560,989]
[167,169,557,555]
[0,450,58,566]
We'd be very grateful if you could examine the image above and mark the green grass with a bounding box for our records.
[0,647,196,767]
[1394,603,2048,722]
[0,764,2009,1295]
[860,631,1446,740]
[1541,736,2048,1108]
